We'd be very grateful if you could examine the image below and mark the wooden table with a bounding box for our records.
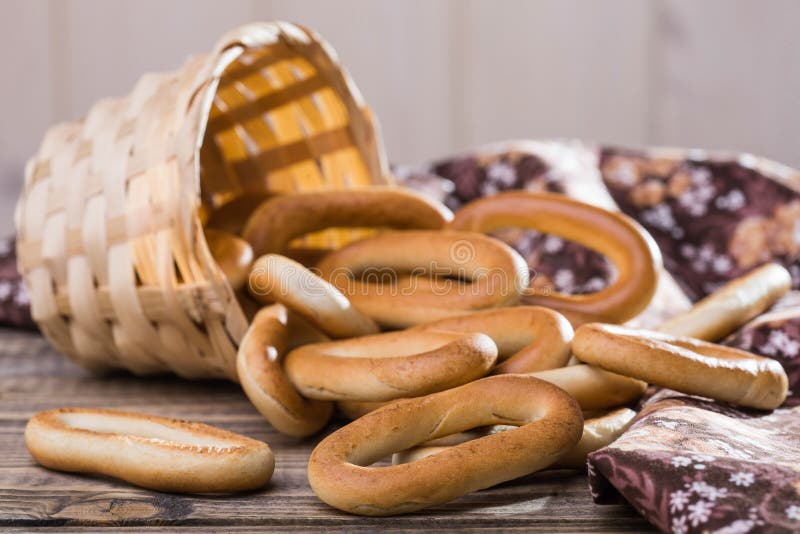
[0,328,654,532]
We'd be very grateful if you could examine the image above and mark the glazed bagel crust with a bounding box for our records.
[414,306,573,374]
[248,254,379,339]
[392,407,637,470]
[528,364,648,411]
[242,188,453,256]
[553,407,637,469]
[658,263,792,341]
[336,363,647,419]
[204,228,254,291]
[307,375,583,516]
[316,230,530,328]
[573,323,789,410]
[285,329,498,401]
[449,191,662,325]
[237,305,333,437]
[25,408,274,493]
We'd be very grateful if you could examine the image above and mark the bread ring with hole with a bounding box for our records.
[204,229,254,291]
[25,408,274,493]
[413,306,573,374]
[449,191,662,326]
[242,188,453,257]
[307,374,583,516]
[336,363,646,419]
[658,263,792,341]
[248,254,378,339]
[285,329,498,402]
[527,364,648,411]
[573,323,789,410]
[236,305,333,437]
[316,230,530,329]
[392,407,636,470]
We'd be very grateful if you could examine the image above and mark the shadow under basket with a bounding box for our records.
[14,22,390,381]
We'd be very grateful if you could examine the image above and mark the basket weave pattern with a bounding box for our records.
[15,22,388,380]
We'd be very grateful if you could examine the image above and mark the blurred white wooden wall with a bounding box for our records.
[2,0,799,235]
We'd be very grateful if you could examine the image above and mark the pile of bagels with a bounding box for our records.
[25,187,791,517]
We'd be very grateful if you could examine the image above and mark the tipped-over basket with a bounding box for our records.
[14,22,390,380]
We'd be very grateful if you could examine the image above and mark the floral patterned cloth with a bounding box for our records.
[588,300,800,534]
[0,237,33,329]
[588,395,800,534]
[600,147,800,301]
[396,141,800,533]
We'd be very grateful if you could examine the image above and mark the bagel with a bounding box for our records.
[316,230,530,328]
[285,329,498,402]
[248,254,379,339]
[449,191,662,326]
[242,188,453,257]
[528,364,648,411]
[413,306,573,374]
[658,263,792,341]
[236,305,333,437]
[551,407,637,469]
[337,363,646,420]
[307,375,583,516]
[392,407,637,470]
[25,408,274,493]
[204,229,254,291]
[573,323,789,410]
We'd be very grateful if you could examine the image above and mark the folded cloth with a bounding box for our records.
[588,395,800,533]
[0,237,34,329]
[588,300,800,533]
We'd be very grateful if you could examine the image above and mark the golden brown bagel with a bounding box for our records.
[392,407,636,470]
[449,191,662,326]
[308,375,583,516]
[658,263,792,341]
[25,408,274,493]
[204,229,254,291]
[573,323,789,410]
[528,364,648,411]
[551,407,637,469]
[242,188,453,257]
[285,329,498,401]
[336,363,646,419]
[236,305,333,437]
[248,254,379,339]
[204,194,272,235]
[413,306,573,374]
[317,230,530,328]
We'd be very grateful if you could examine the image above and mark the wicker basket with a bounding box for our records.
[14,22,389,381]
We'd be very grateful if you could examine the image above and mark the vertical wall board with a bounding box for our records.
[652,0,800,166]
[254,0,459,164]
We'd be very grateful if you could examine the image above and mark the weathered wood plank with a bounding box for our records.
[0,328,653,530]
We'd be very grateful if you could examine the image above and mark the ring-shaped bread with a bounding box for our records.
[285,329,498,402]
[316,230,530,329]
[237,305,334,437]
[25,408,274,493]
[573,323,789,410]
[242,188,453,256]
[450,191,662,326]
[248,254,378,339]
[307,375,583,515]
[413,306,573,374]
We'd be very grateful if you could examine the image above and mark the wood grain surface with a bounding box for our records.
[0,328,654,532]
